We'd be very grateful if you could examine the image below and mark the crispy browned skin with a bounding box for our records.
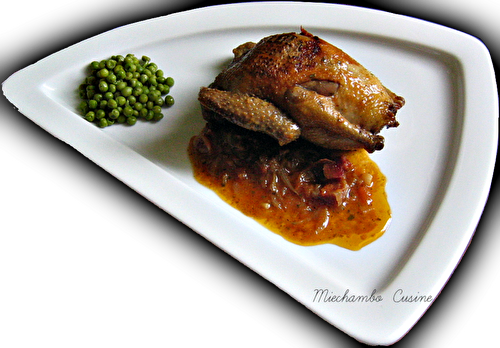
[198,28,405,152]
[199,87,300,146]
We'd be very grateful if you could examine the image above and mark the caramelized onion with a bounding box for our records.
[188,122,391,250]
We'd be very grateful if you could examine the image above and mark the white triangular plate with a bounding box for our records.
[3,2,497,345]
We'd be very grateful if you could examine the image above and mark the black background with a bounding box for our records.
[0,1,500,347]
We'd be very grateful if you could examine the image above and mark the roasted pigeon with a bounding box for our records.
[198,28,404,152]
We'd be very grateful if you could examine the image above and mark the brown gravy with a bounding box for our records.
[188,122,391,250]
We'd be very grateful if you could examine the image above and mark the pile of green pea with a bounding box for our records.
[78,54,174,127]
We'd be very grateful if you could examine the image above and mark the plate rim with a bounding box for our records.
[2,2,498,345]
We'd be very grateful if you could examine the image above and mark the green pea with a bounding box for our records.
[166,77,175,87]
[98,80,109,92]
[124,63,136,72]
[153,112,163,122]
[106,59,117,70]
[85,111,95,122]
[127,95,136,105]
[116,96,126,106]
[93,93,103,102]
[146,63,158,73]
[123,106,134,117]
[79,101,89,113]
[106,73,117,84]
[98,118,109,128]
[96,109,106,119]
[127,116,137,125]
[121,86,133,97]
[148,91,160,102]
[116,81,127,91]
[86,76,96,85]
[86,86,96,99]
[157,84,168,94]
[88,99,98,109]
[139,108,148,119]
[138,94,148,104]
[109,109,120,119]
[155,97,164,107]
[124,55,134,65]
[144,110,154,121]
[99,100,108,109]
[134,102,144,111]
[97,68,109,78]
[107,99,118,109]
[165,95,175,106]
[79,84,87,98]
[116,70,126,80]
[133,87,143,97]
[152,105,162,114]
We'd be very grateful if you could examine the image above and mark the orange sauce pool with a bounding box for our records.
[188,122,391,250]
